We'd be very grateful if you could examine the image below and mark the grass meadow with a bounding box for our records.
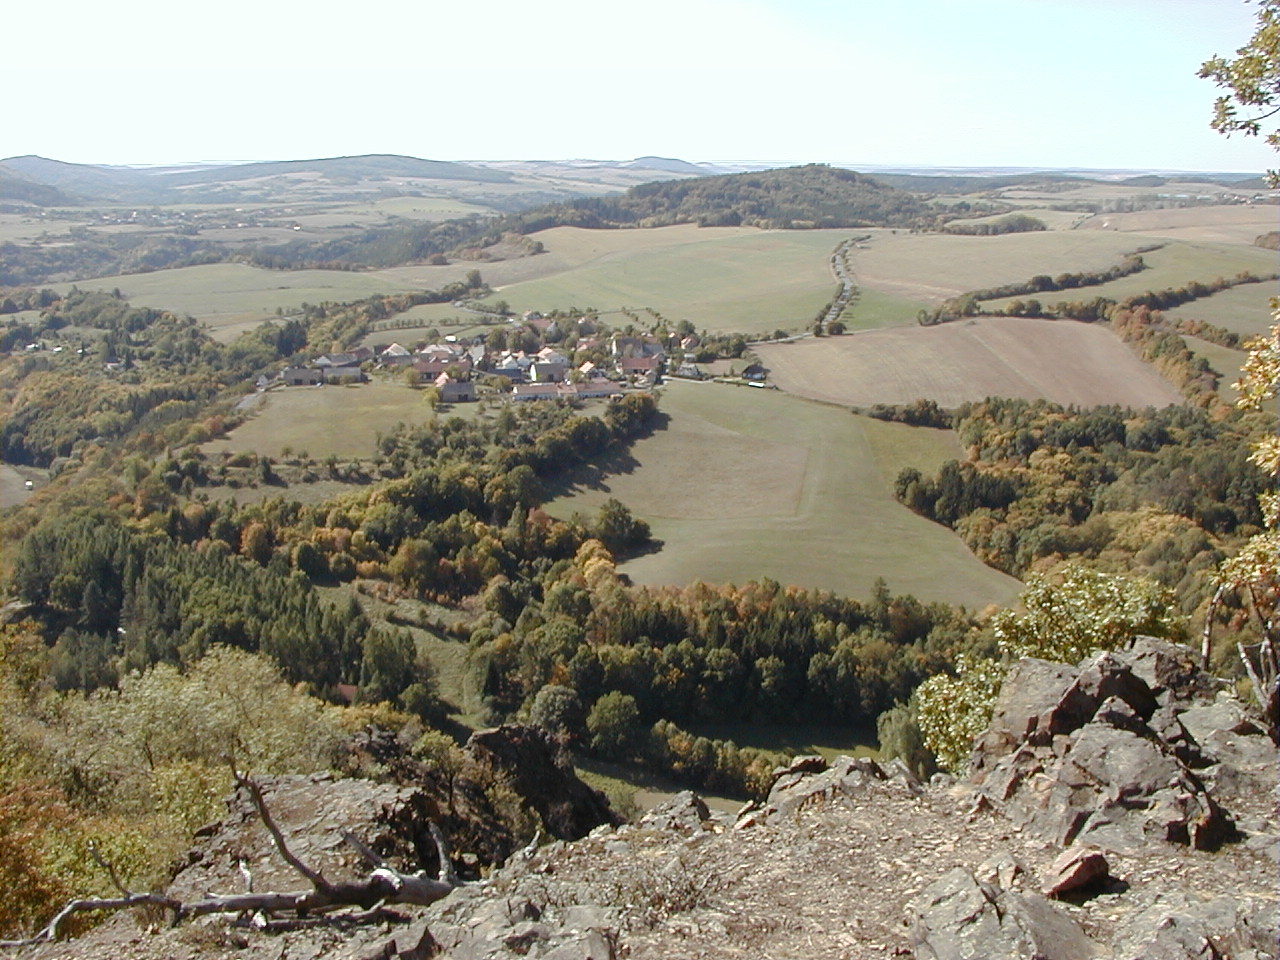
[56,263,418,341]
[850,228,1146,303]
[982,241,1277,315]
[1184,336,1246,403]
[469,226,856,333]
[1164,282,1278,339]
[201,378,447,460]
[546,380,1022,610]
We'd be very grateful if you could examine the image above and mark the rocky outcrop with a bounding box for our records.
[465,725,624,840]
[22,640,1278,960]
[968,637,1261,853]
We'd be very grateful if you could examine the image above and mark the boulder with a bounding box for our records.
[1043,847,1111,898]
[910,868,1099,960]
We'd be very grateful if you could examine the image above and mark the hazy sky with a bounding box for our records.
[4,0,1274,172]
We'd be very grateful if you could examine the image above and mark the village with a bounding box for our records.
[272,311,771,403]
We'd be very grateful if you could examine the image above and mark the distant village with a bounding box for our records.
[269,311,764,402]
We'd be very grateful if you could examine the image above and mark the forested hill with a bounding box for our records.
[514,164,933,230]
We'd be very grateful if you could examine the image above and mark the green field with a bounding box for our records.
[1184,335,1247,402]
[472,226,856,334]
[546,381,1021,609]
[202,379,447,459]
[982,240,1278,314]
[852,228,1146,303]
[839,286,930,330]
[1164,282,1277,339]
[56,263,418,341]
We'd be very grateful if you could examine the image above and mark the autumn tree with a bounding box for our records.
[1200,0,1280,184]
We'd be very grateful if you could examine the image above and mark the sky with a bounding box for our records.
[3,0,1274,173]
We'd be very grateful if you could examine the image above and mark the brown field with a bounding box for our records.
[1075,204,1278,244]
[754,318,1183,409]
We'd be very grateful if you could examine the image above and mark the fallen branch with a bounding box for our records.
[1,772,462,947]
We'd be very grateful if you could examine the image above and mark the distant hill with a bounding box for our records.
[514,164,933,230]
[0,153,513,204]
[156,153,513,186]
[0,164,72,205]
[0,155,163,202]
[622,156,714,175]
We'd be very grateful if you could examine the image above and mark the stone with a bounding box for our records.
[910,868,1099,960]
[639,791,712,834]
[1043,847,1110,898]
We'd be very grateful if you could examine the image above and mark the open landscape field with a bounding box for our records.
[1075,203,1277,244]
[754,317,1183,409]
[546,381,1021,609]
[201,378,447,459]
[1164,281,1278,339]
[850,228,1145,303]
[55,263,420,340]
[982,240,1277,315]
[468,226,855,333]
[1184,335,1246,402]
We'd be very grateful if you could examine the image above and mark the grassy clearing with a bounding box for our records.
[852,228,1144,303]
[546,381,1021,609]
[982,241,1277,315]
[202,379,443,460]
[56,263,417,340]
[755,319,1182,410]
[472,226,855,333]
[1164,282,1277,339]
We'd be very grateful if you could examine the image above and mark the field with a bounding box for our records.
[1184,336,1246,402]
[754,317,1183,409]
[546,381,1021,609]
[1164,282,1277,339]
[201,379,444,459]
[467,226,855,333]
[1074,204,1278,244]
[839,287,930,330]
[982,241,1278,315]
[55,264,419,341]
[850,229,1145,303]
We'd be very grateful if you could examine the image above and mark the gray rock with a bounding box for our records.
[639,791,712,833]
[1116,894,1279,960]
[910,868,1099,960]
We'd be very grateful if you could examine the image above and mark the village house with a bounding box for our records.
[281,366,323,386]
[379,343,413,367]
[436,373,476,403]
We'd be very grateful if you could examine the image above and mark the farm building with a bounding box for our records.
[281,366,323,386]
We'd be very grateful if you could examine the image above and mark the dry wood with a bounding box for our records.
[0,773,461,948]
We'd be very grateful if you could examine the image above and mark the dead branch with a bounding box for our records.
[0,894,182,948]
[232,767,332,894]
[1,773,461,948]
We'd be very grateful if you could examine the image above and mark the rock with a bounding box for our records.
[910,868,1100,960]
[1116,894,1279,960]
[639,791,712,833]
[1122,635,1223,703]
[972,641,1239,854]
[764,756,887,819]
[971,658,1078,769]
[466,725,624,839]
[1043,847,1110,898]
